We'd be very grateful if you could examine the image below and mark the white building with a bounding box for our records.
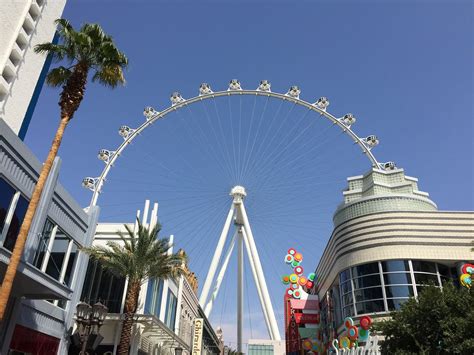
[247,339,285,355]
[314,168,474,348]
[81,202,222,354]
[0,0,66,138]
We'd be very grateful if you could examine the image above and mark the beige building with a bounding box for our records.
[0,0,66,138]
[314,168,474,344]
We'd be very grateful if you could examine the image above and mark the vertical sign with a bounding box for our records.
[192,318,204,355]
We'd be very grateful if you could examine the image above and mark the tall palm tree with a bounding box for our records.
[83,221,186,355]
[0,19,127,320]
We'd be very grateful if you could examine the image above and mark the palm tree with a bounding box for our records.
[0,19,127,320]
[82,221,186,354]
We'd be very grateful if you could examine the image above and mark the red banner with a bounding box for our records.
[290,299,320,311]
[294,313,320,324]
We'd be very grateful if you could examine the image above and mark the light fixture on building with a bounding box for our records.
[174,346,183,355]
[74,301,108,354]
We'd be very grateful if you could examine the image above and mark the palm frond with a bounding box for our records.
[45,66,72,87]
[34,43,70,61]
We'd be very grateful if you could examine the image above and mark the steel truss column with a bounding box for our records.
[240,226,272,338]
[204,230,237,317]
[237,228,244,353]
[200,204,235,306]
[239,201,281,340]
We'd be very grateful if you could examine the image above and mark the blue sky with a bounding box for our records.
[25,0,472,348]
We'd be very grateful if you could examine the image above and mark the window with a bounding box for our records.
[81,260,126,313]
[144,278,164,317]
[62,243,78,286]
[355,299,384,315]
[340,280,352,294]
[354,287,383,302]
[385,285,414,298]
[387,298,409,311]
[381,260,409,273]
[165,290,177,330]
[44,228,70,280]
[414,273,439,285]
[412,260,437,273]
[339,269,351,283]
[0,178,15,234]
[352,274,381,289]
[351,262,379,278]
[383,272,412,285]
[33,219,55,268]
[3,195,28,252]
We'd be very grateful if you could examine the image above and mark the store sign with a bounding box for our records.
[192,318,204,355]
[294,313,320,324]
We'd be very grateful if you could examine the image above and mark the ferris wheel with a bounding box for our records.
[81,80,394,349]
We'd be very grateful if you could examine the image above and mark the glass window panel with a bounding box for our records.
[437,264,450,278]
[0,178,15,233]
[4,195,28,252]
[353,274,381,289]
[339,269,351,283]
[412,260,437,273]
[355,299,385,315]
[387,298,409,311]
[343,305,354,318]
[145,279,155,315]
[63,243,77,286]
[45,228,70,280]
[381,260,409,273]
[385,285,414,298]
[351,262,380,278]
[153,279,164,317]
[165,291,177,330]
[342,293,353,306]
[383,272,412,285]
[354,287,383,302]
[33,219,55,268]
[340,280,352,294]
[414,273,439,286]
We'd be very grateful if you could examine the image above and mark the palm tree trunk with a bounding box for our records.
[118,280,141,355]
[0,115,69,320]
[0,62,88,321]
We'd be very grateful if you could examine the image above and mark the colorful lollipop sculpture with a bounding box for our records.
[282,248,317,298]
[338,316,373,349]
[459,263,474,289]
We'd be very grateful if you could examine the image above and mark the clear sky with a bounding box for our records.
[25,0,473,349]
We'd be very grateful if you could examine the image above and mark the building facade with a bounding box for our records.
[0,118,98,354]
[315,168,474,347]
[82,203,222,354]
[0,0,66,138]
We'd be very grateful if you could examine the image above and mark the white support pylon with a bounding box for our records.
[239,201,281,340]
[199,204,235,307]
[204,230,237,317]
[199,186,281,348]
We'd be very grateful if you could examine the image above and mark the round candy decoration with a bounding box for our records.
[308,273,316,281]
[290,283,299,290]
[348,326,359,340]
[291,260,300,268]
[302,339,312,350]
[286,288,293,297]
[293,289,302,299]
[305,280,314,289]
[344,317,354,329]
[282,275,290,284]
[285,254,294,264]
[461,263,474,274]
[288,248,296,255]
[359,315,372,330]
[358,328,370,342]
[339,336,351,349]
[294,266,304,275]
[289,274,298,284]
[294,252,303,262]
[298,276,308,286]
[311,342,320,352]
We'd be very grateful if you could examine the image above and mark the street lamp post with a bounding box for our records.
[174,346,183,355]
[75,301,108,354]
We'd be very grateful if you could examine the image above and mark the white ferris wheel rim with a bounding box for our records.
[84,81,391,208]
